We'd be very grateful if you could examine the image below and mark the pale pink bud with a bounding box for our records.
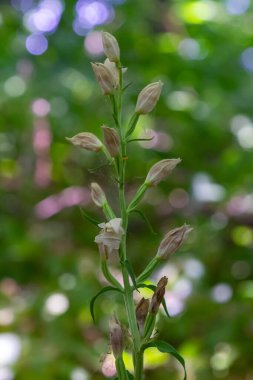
[145,158,181,186]
[149,277,168,314]
[102,32,120,63]
[104,58,119,88]
[90,182,106,208]
[135,81,163,115]
[136,298,149,332]
[102,125,120,157]
[157,224,192,260]
[91,62,116,95]
[66,132,102,152]
[109,316,124,358]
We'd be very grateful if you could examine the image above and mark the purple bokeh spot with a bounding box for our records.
[226,0,250,15]
[23,0,63,33]
[76,0,112,29]
[33,9,58,32]
[35,187,90,219]
[11,0,34,13]
[26,34,48,55]
[241,47,253,72]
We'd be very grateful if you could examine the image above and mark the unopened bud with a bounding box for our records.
[102,125,120,157]
[102,32,120,63]
[135,81,163,115]
[104,59,119,88]
[91,62,116,95]
[149,276,168,314]
[145,158,181,186]
[66,132,102,152]
[157,224,192,260]
[109,316,124,358]
[136,297,149,332]
[91,182,107,208]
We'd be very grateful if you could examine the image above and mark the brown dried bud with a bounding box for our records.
[135,81,163,115]
[91,62,116,95]
[102,32,120,63]
[90,182,107,208]
[66,132,102,152]
[102,125,120,157]
[136,297,149,332]
[157,224,192,260]
[109,316,124,358]
[145,158,181,186]
[149,276,168,314]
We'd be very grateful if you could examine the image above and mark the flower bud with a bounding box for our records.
[91,182,106,208]
[91,62,116,95]
[149,276,168,314]
[104,58,119,88]
[135,81,163,115]
[145,158,181,186]
[156,224,192,260]
[66,132,102,152]
[102,32,120,63]
[136,297,149,332]
[102,125,120,157]
[109,316,124,358]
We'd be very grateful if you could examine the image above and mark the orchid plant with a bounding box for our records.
[67,32,192,380]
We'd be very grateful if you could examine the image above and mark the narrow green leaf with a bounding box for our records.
[125,259,138,291]
[137,284,171,318]
[127,137,154,143]
[122,82,133,93]
[143,340,187,380]
[130,209,157,235]
[90,286,122,322]
[79,208,100,226]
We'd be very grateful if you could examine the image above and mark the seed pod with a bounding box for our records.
[91,182,107,208]
[66,132,102,152]
[157,224,192,260]
[149,276,168,314]
[91,62,116,95]
[136,297,149,332]
[145,158,181,187]
[102,32,120,63]
[109,316,124,358]
[102,125,120,157]
[135,81,163,115]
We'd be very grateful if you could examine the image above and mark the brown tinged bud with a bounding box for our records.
[102,32,120,63]
[135,81,163,115]
[145,158,181,187]
[109,316,124,358]
[102,125,120,157]
[149,276,168,314]
[90,182,107,208]
[157,224,193,260]
[104,58,119,88]
[91,62,116,95]
[66,132,102,152]
[136,297,150,332]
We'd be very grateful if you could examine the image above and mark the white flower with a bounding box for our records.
[95,218,124,257]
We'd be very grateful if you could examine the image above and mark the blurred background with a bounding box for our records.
[0,0,253,379]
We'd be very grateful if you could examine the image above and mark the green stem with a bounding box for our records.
[135,350,144,380]
[115,357,128,380]
[112,60,142,380]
